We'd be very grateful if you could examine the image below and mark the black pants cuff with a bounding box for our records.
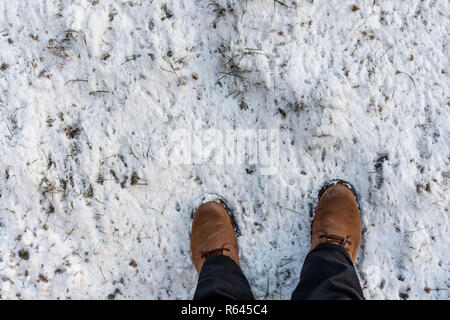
[291,242,365,300]
[193,255,255,300]
[193,243,364,300]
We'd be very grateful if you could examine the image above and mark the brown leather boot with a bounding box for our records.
[191,200,240,274]
[311,182,362,262]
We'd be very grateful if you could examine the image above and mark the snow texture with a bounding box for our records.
[0,0,449,299]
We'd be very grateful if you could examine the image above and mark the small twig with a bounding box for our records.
[353,22,366,32]
[63,227,76,242]
[144,143,152,159]
[277,260,294,269]
[389,86,396,101]
[225,90,243,98]
[274,0,288,7]
[5,123,13,137]
[89,90,110,95]
[406,227,426,234]
[277,203,302,215]
[129,146,139,160]
[218,71,244,79]
[85,184,93,198]
[395,70,416,87]
[351,39,361,56]
[379,49,390,60]
[168,61,180,81]
[64,79,88,86]
[61,29,79,35]
[121,54,141,65]
[95,198,105,204]
[265,274,270,298]
[97,264,106,281]
[426,288,448,291]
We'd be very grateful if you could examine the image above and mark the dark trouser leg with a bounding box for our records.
[291,243,364,300]
[194,255,255,300]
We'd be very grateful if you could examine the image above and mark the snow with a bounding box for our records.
[0,0,449,300]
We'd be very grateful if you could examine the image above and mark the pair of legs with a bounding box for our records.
[190,181,365,300]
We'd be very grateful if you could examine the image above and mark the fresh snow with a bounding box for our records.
[0,0,449,299]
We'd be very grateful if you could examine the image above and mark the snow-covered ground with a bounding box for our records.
[0,0,448,300]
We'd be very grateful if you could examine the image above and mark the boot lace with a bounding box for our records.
[201,247,230,259]
[319,234,352,251]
